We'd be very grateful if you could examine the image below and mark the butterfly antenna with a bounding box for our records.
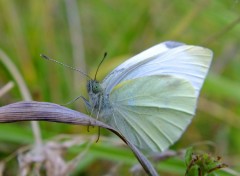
[40,54,91,79]
[94,52,107,80]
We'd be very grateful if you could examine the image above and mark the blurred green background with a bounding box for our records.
[0,0,240,175]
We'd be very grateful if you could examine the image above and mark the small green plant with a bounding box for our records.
[185,147,228,176]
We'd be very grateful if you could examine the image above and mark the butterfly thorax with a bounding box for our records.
[87,80,112,120]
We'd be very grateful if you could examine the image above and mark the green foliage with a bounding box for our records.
[185,147,228,176]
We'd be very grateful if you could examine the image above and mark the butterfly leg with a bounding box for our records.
[62,95,86,105]
[96,95,103,120]
[96,127,101,143]
[95,96,103,142]
[88,106,96,132]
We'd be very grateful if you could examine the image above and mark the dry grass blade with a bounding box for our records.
[0,101,159,176]
[0,101,108,127]
[0,49,42,149]
[0,82,14,98]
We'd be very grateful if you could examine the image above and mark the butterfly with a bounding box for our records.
[42,41,213,153]
[85,41,212,153]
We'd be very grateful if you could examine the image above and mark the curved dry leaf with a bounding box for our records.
[0,101,158,176]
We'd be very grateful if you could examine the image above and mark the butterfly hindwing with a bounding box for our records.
[108,75,197,152]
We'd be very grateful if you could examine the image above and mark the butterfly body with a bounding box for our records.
[87,80,112,120]
[86,41,213,153]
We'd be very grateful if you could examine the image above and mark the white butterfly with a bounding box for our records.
[86,41,213,153]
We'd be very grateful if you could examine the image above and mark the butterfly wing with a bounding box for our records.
[100,41,212,152]
[102,41,213,96]
[108,75,197,152]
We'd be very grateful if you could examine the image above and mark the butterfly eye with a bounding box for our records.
[87,80,101,93]
[92,81,101,94]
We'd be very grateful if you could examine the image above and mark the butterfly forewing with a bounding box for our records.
[102,41,182,91]
[102,42,212,97]
[108,75,197,152]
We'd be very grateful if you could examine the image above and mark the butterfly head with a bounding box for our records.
[87,80,103,94]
